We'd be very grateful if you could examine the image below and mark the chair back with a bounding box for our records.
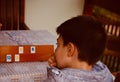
[100,21,120,72]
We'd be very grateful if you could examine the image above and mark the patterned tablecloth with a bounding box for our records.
[0,30,56,46]
[0,62,48,82]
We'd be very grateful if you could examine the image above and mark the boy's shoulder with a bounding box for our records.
[44,62,113,82]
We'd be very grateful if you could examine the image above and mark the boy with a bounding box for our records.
[44,15,113,82]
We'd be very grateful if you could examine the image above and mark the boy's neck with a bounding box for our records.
[69,61,92,71]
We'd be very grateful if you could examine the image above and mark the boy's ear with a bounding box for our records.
[67,42,75,57]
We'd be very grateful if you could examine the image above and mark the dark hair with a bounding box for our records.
[56,15,106,65]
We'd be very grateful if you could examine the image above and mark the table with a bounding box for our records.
[0,30,56,82]
[0,30,56,62]
[0,62,48,82]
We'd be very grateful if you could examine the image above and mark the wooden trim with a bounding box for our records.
[0,0,29,30]
[19,0,30,30]
[6,0,13,30]
[0,45,53,62]
[13,0,19,30]
[0,0,6,30]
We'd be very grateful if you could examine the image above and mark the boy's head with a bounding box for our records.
[54,15,106,69]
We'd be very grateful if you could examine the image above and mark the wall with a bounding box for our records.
[25,0,85,36]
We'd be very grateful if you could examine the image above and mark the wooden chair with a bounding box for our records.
[101,49,120,72]
[104,24,120,37]
[104,23,120,52]
[94,16,120,72]
[100,22,120,72]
